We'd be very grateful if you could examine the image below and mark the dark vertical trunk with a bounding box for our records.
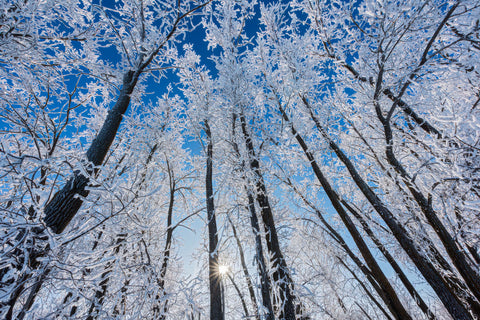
[204,120,224,320]
[64,292,79,317]
[239,114,299,320]
[156,161,176,319]
[231,113,275,320]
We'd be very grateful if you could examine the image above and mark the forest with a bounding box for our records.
[0,0,479,319]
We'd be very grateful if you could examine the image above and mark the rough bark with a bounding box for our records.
[44,70,139,234]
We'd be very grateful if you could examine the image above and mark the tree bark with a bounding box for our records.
[284,177,414,320]
[240,114,300,320]
[44,70,139,234]
[379,100,480,306]
[246,191,275,320]
[275,111,412,320]
[205,119,224,320]
[231,113,275,320]
[156,160,176,319]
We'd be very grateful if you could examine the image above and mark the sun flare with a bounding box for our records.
[218,264,229,276]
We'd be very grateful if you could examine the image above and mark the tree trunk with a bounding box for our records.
[205,120,224,320]
[227,273,250,319]
[284,177,413,320]
[339,258,393,320]
[43,70,139,234]
[342,200,436,320]
[239,114,300,320]
[379,105,480,307]
[231,113,275,320]
[277,104,414,318]
[156,160,176,319]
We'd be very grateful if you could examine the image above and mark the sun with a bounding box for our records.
[218,264,229,276]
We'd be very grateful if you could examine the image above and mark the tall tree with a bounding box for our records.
[256,0,480,318]
[0,1,210,317]
[2,0,480,319]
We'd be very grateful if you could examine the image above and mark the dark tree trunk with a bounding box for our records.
[379,102,480,306]
[44,70,139,234]
[204,120,224,320]
[16,267,51,320]
[277,104,413,318]
[284,177,413,320]
[339,258,393,320]
[239,114,300,320]
[230,113,275,320]
[0,226,49,320]
[156,160,176,319]
[112,279,130,317]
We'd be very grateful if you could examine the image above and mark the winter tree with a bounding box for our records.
[1,0,479,319]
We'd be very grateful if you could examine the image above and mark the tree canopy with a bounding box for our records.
[1,0,479,319]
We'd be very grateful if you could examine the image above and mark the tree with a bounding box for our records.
[2,0,480,319]
[1,0,210,318]
[254,0,480,318]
